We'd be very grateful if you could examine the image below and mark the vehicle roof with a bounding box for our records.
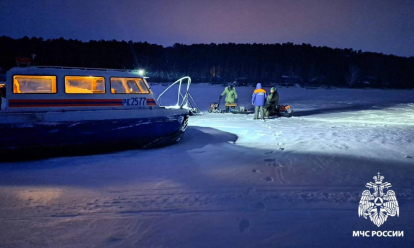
[7,66,143,78]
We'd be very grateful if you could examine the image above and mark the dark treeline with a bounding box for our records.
[1,36,413,88]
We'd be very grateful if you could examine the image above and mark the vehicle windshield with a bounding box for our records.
[110,77,149,94]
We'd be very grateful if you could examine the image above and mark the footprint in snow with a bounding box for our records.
[406,156,413,159]
[252,169,261,174]
[268,162,284,168]
[107,237,123,244]
[239,219,250,233]
[263,176,274,182]
[263,158,276,162]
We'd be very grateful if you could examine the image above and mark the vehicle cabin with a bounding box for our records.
[3,67,157,111]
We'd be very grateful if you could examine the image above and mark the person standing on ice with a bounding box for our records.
[219,82,238,112]
[265,87,279,117]
[252,83,267,120]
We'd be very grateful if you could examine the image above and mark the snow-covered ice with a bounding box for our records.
[0,85,414,247]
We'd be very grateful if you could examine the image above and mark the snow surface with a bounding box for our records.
[1,85,414,247]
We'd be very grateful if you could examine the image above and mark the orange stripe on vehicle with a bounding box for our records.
[8,99,124,107]
[9,99,123,103]
[10,104,123,108]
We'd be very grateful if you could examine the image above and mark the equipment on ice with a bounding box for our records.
[225,102,237,112]
[209,97,239,113]
[208,102,222,113]
[208,100,252,114]
[276,105,293,117]
[229,105,253,114]
[208,98,292,117]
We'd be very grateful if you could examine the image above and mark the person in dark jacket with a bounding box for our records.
[265,87,279,117]
[252,83,267,120]
[0,85,5,109]
[219,82,238,112]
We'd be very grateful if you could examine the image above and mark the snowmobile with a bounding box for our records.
[265,104,294,118]
[276,105,293,117]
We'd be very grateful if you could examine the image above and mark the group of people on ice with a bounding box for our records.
[252,83,279,120]
[219,82,279,119]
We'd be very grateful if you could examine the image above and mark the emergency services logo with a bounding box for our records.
[358,173,399,227]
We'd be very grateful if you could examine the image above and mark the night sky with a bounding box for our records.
[1,0,413,57]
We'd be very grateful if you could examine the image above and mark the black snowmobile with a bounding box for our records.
[267,105,294,117]
[277,105,293,117]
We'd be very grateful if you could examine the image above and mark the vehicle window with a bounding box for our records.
[13,75,57,94]
[137,79,150,94]
[127,80,140,93]
[65,76,105,94]
[110,79,126,94]
[110,78,149,94]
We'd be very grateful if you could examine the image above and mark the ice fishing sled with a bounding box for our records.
[230,105,254,114]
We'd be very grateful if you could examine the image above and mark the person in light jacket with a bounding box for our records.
[252,83,267,120]
[219,82,238,112]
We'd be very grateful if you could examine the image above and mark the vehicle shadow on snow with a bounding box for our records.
[172,126,238,149]
[0,125,413,189]
[0,126,238,171]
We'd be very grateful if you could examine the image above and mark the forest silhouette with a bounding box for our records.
[1,36,413,88]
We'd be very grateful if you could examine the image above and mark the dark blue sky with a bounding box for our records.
[1,0,413,57]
